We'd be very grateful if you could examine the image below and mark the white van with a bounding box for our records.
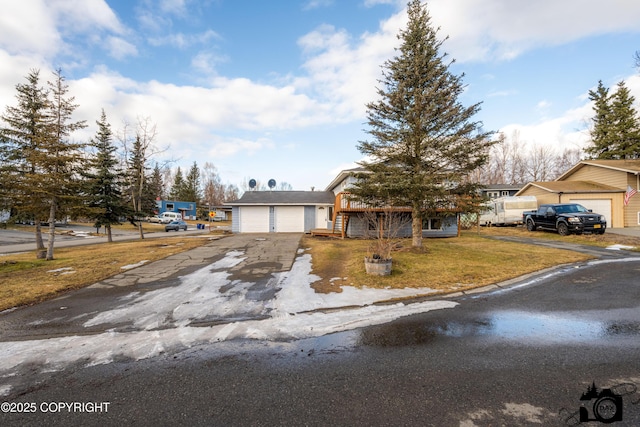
[158,212,182,224]
[480,196,537,226]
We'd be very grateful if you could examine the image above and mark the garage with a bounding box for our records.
[226,190,336,234]
[275,206,305,232]
[239,206,269,232]
[570,199,612,227]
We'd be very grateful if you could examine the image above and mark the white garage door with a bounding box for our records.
[240,206,269,232]
[275,206,304,232]
[570,199,612,226]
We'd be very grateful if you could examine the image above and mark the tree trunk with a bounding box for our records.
[138,222,144,240]
[34,220,46,259]
[411,207,423,248]
[106,224,113,243]
[46,199,57,260]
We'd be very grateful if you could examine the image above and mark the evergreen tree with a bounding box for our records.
[43,69,87,259]
[586,80,640,159]
[169,167,186,200]
[610,81,640,159]
[350,0,493,249]
[184,161,202,202]
[585,81,613,159]
[149,163,165,205]
[0,69,51,257]
[1,69,86,259]
[83,110,128,242]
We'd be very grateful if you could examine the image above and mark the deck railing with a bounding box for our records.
[334,192,459,213]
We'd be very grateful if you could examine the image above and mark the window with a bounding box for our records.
[501,191,510,196]
[487,192,499,199]
[422,218,442,230]
[166,203,174,211]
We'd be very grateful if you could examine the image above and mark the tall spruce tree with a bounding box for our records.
[350,0,493,248]
[610,81,640,159]
[149,163,164,204]
[586,80,640,159]
[84,110,128,242]
[1,69,86,259]
[0,69,51,257]
[184,161,202,202]
[43,69,87,259]
[169,167,186,200]
[585,81,612,159]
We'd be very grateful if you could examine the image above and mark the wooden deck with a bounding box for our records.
[309,228,343,238]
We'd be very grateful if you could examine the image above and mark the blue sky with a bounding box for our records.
[2,1,640,192]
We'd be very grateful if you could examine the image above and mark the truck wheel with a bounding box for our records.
[526,219,536,231]
[557,222,569,236]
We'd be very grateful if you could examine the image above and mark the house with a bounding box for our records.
[156,199,198,220]
[480,184,523,199]
[225,191,335,233]
[516,159,640,228]
[225,168,460,237]
[208,206,232,221]
[323,168,459,238]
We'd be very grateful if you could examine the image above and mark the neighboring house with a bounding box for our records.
[208,206,232,221]
[156,200,198,220]
[225,191,335,233]
[516,159,640,228]
[480,184,523,199]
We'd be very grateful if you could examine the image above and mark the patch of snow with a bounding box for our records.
[606,244,636,251]
[47,267,75,274]
[121,260,149,270]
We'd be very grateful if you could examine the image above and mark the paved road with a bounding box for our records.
[0,224,217,254]
[1,233,640,426]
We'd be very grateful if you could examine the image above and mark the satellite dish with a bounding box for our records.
[249,179,256,190]
[268,179,276,189]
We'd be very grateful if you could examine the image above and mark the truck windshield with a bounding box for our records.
[555,204,588,214]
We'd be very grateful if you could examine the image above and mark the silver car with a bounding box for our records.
[164,220,188,232]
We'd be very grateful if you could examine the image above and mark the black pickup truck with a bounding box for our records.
[522,203,607,236]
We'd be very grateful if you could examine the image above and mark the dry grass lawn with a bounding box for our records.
[0,235,216,311]
[304,225,640,295]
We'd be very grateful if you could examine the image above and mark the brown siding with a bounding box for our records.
[517,187,556,204]
[565,165,627,188]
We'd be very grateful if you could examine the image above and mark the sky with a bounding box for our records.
[2,1,640,192]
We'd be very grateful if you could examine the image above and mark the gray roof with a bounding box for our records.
[225,191,335,206]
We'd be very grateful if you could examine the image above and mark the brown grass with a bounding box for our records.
[303,226,637,295]
[0,235,216,311]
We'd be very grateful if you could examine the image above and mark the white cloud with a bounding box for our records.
[427,0,640,62]
[0,1,61,58]
[148,29,220,49]
[105,36,138,60]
